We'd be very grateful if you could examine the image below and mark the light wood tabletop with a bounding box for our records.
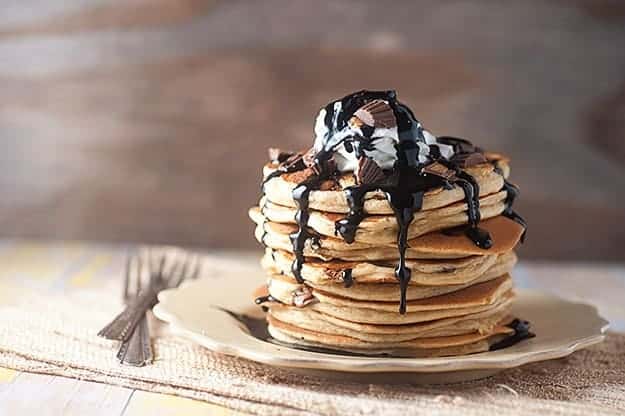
[0,239,623,415]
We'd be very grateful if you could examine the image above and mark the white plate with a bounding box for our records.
[153,264,609,384]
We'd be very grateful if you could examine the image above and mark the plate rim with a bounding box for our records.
[154,286,609,374]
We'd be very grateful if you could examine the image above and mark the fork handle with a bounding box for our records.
[98,287,159,341]
[117,313,153,366]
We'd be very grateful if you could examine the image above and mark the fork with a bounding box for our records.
[114,253,154,366]
[100,248,202,366]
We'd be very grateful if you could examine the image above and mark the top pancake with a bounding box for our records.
[262,159,510,215]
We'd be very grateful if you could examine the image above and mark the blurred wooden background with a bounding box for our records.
[1,0,624,260]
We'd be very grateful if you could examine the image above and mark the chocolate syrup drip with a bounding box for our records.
[437,136,478,154]
[334,166,492,311]
[335,185,376,243]
[494,166,528,243]
[387,191,421,314]
[334,171,438,314]
[433,137,494,248]
[262,170,286,192]
[342,269,354,288]
[254,294,278,305]
[254,294,280,312]
[386,130,435,314]
[260,199,270,245]
[289,151,334,283]
[290,180,317,283]
[261,153,307,193]
[454,170,493,249]
[489,319,535,350]
[261,150,329,284]
[261,223,269,245]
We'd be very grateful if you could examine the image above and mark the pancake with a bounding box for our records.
[266,266,507,302]
[249,90,532,357]
[263,248,517,288]
[267,314,513,356]
[262,160,509,215]
[269,304,512,341]
[268,274,512,312]
[258,190,507,244]
[250,210,525,261]
[309,291,514,325]
[268,325,496,356]
[249,90,530,357]
[315,275,511,311]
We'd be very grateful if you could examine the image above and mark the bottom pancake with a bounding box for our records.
[269,302,511,342]
[267,315,514,357]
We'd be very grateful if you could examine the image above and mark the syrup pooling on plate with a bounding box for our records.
[489,319,535,350]
[230,312,536,358]
[259,90,526,315]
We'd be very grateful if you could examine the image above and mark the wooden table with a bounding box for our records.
[0,239,623,415]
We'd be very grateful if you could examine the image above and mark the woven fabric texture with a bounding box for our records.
[0,285,623,416]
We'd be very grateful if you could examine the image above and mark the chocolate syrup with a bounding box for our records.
[453,170,493,249]
[494,166,527,242]
[259,90,527,317]
[262,170,285,191]
[342,269,354,288]
[289,150,336,283]
[387,194,418,314]
[328,92,496,312]
[260,221,269,245]
[290,178,321,283]
[335,184,376,243]
[254,294,280,312]
[254,294,278,305]
[261,151,307,193]
[489,319,535,351]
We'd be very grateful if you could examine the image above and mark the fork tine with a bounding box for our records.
[123,253,132,302]
[169,256,184,287]
[170,253,191,288]
[145,247,150,277]
[190,254,202,280]
[136,252,143,295]
[154,252,167,285]
[148,248,156,287]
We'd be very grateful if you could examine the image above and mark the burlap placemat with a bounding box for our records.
[0,285,623,416]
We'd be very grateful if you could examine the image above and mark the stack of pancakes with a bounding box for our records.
[249,157,527,357]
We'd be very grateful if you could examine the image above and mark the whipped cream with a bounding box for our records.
[312,97,455,173]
